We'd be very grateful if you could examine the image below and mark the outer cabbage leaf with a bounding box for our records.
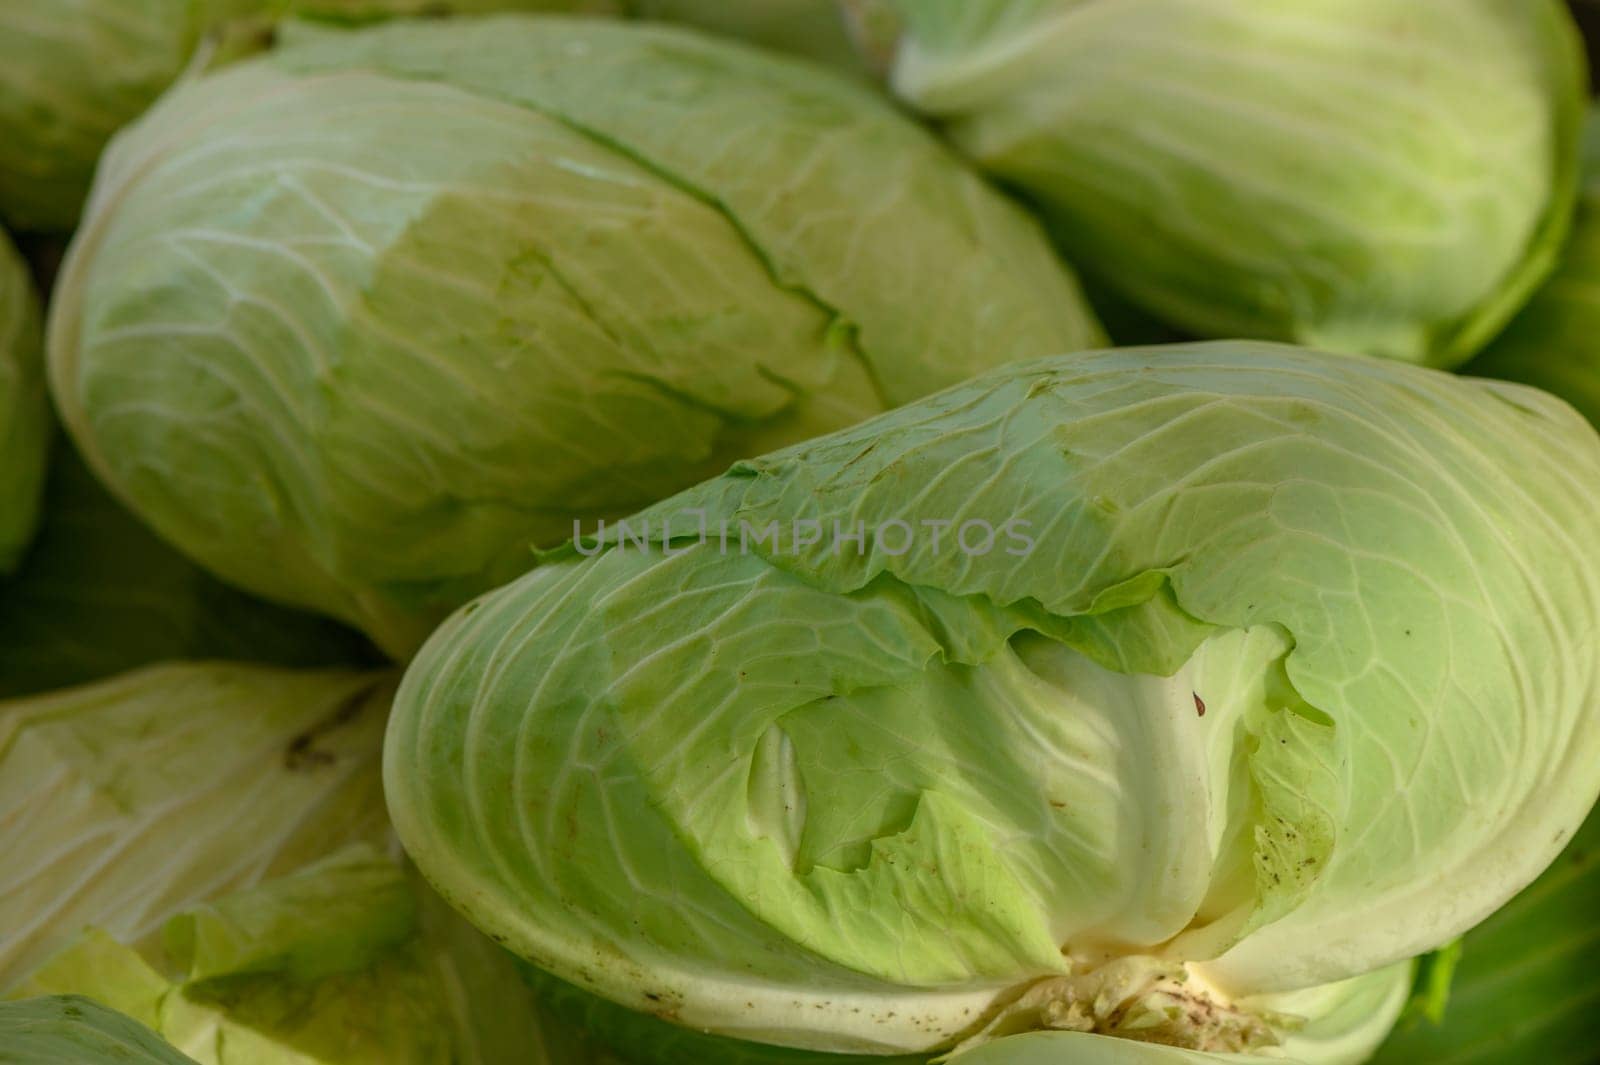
[0,444,372,699]
[385,342,1600,1057]
[0,663,611,1063]
[883,0,1586,367]
[0,996,201,1065]
[1467,108,1600,427]
[14,849,611,1065]
[0,0,617,231]
[0,664,395,989]
[1265,964,1411,1065]
[0,227,47,573]
[1370,798,1600,1063]
[524,964,920,1064]
[49,16,1103,658]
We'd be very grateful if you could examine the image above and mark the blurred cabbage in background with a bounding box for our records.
[874,0,1586,367]
[0,665,610,1064]
[47,16,1102,658]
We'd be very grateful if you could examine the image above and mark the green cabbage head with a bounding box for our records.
[877,0,1587,367]
[1467,107,1600,428]
[47,15,1103,659]
[0,664,607,1064]
[384,342,1600,1062]
[0,227,47,574]
[0,0,618,231]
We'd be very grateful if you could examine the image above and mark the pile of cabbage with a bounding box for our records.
[5,2,1600,1063]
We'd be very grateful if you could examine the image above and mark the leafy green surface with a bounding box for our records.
[386,341,1600,1057]
[0,1,620,231]
[0,445,372,699]
[0,996,201,1065]
[0,227,46,573]
[1468,108,1600,426]
[0,665,396,989]
[0,663,611,1063]
[50,15,1101,658]
[15,850,594,1065]
[1371,800,1600,1064]
[525,963,920,1064]
[887,0,1587,366]
[0,0,197,232]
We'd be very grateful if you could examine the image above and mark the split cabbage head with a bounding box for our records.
[0,0,619,231]
[0,664,604,1064]
[878,0,1587,367]
[385,342,1600,1062]
[1468,107,1600,428]
[0,228,46,574]
[48,15,1102,660]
